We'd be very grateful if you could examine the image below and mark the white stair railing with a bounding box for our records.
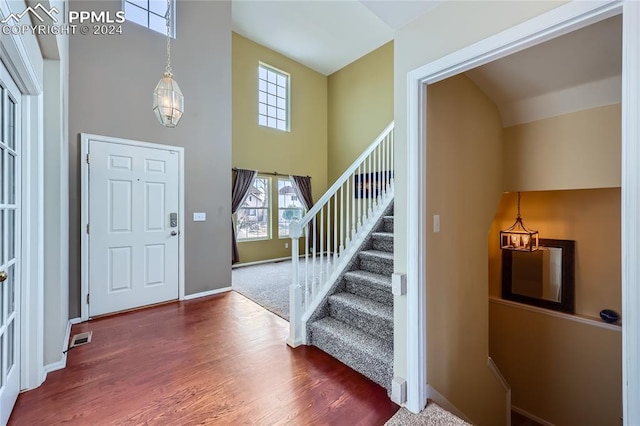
[287,122,394,347]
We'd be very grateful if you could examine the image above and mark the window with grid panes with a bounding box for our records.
[236,176,271,241]
[277,179,305,238]
[123,0,176,37]
[258,64,289,131]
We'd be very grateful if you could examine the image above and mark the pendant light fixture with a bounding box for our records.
[500,192,539,251]
[152,0,184,128]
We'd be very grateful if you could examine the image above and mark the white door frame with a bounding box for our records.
[405,1,639,422]
[0,3,47,392]
[80,134,185,321]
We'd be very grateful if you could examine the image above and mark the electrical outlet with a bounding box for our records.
[193,212,206,222]
[285,242,289,249]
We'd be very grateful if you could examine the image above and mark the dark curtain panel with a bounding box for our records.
[231,169,258,264]
[292,175,313,210]
[292,175,314,240]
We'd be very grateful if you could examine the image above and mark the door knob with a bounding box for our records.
[170,231,178,236]
[0,271,7,283]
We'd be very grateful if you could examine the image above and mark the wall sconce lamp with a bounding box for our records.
[500,192,539,251]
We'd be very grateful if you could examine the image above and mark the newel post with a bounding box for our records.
[287,219,304,347]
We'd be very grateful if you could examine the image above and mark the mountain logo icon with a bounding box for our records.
[1,4,59,24]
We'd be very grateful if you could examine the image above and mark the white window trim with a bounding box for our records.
[277,177,305,239]
[257,62,290,132]
[122,0,176,38]
[236,175,272,243]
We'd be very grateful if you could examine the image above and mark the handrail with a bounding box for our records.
[287,122,394,347]
[297,121,394,228]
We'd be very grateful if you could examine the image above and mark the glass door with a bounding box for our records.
[0,59,21,425]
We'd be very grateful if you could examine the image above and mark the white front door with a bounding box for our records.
[88,138,180,317]
[0,61,21,425]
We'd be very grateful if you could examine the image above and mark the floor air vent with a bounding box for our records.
[70,331,93,348]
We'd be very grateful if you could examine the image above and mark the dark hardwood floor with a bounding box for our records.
[10,291,399,425]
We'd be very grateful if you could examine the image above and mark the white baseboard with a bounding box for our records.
[426,384,473,424]
[43,317,81,375]
[182,286,232,300]
[391,377,407,405]
[512,406,555,426]
[232,256,291,269]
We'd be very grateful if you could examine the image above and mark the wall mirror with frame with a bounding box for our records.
[502,238,575,314]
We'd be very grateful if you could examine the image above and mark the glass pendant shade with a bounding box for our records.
[500,192,539,251]
[153,71,184,128]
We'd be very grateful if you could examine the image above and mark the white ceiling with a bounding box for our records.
[232,3,622,126]
[466,14,622,126]
[232,0,441,76]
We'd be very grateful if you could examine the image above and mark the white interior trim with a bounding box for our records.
[182,287,232,301]
[0,17,47,391]
[21,94,45,391]
[42,318,74,375]
[490,297,622,332]
[406,0,628,419]
[232,256,293,269]
[0,1,42,96]
[80,134,186,321]
[621,2,640,424]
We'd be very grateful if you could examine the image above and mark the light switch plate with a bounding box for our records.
[193,212,206,222]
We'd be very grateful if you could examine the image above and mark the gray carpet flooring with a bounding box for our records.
[232,260,292,320]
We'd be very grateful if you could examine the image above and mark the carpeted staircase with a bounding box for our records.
[308,205,394,391]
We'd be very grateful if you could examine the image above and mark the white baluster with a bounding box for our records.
[327,197,331,275]
[333,193,342,262]
[391,130,395,188]
[339,185,345,254]
[357,165,362,231]
[320,207,324,288]
[312,216,317,298]
[304,224,309,309]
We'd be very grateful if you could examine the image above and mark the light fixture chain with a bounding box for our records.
[517,192,521,219]
[165,0,172,74]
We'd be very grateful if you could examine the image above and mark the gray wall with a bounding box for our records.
[69,0,232,317]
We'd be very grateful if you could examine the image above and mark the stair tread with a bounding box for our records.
[329,292,393,322]
[371,232,393,239]
[311,317,393,360]
[360,250,394,260]
[344,270,392,287]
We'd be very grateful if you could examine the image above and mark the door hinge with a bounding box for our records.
[86,153,90,164]
[86,224,90,234]
[87,293,90,304]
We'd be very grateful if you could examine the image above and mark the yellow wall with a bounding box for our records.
[489,189,621,317]
[393,0,567,385]
[426,74,507,426]
[327,42,394,182]
[490,302,621,426]
[488,189,622,425]
[503,104,621,192]
[232,33,328,263]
